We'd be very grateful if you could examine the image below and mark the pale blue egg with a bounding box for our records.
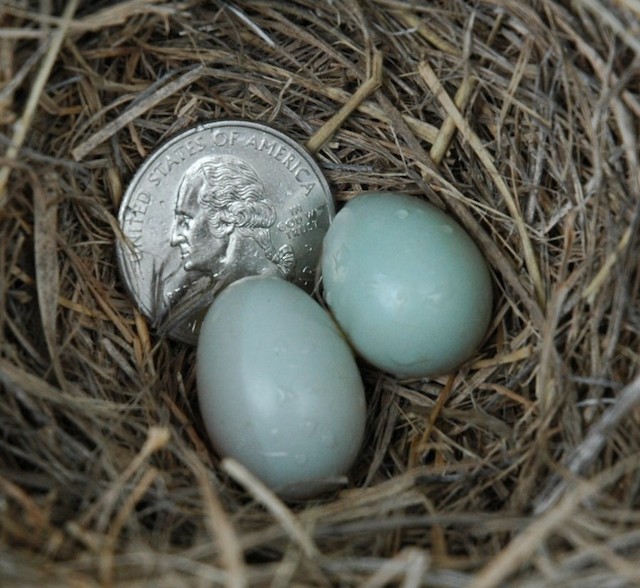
[197,276,366,499]
[321,192,493,378]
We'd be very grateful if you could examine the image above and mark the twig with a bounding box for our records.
[32,169,65,389]
[551,9,640,118]
[0,0,80,207]
[419,59,546,308]
[189,454,248,588]
[306,50,383,154]
[75,0,176,32]
[431,11,505,164]
[222,459,321,561]
[583,222,634,304]
[100,467,159,586]
[391,11,459,56]
[225,2,276,48]
[87,427,171,533]
[0,42,48,103]
[72,65,207,161]
[534,373,640,514]
[578,0,640,56]
[362,547,430,588]
[429,76,476,165]
[470,454,640,588]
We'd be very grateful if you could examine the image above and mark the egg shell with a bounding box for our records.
[197,276,366,499]
[321,192,493,378]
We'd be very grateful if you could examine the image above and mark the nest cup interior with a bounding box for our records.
[1,1,639,586]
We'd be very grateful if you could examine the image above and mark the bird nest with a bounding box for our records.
[1,1,639,586]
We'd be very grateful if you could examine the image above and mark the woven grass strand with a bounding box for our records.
[1,1,639,585]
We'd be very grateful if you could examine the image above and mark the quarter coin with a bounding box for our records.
[116,121,334,344]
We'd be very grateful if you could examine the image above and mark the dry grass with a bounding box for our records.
[1,0,640,586]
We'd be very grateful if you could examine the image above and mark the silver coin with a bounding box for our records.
[116,121,334,344]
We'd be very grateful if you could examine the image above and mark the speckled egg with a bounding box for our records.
[197,276,366,499]
[321,192,493,378]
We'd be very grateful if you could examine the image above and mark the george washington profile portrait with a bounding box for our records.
[169,154,296,291]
